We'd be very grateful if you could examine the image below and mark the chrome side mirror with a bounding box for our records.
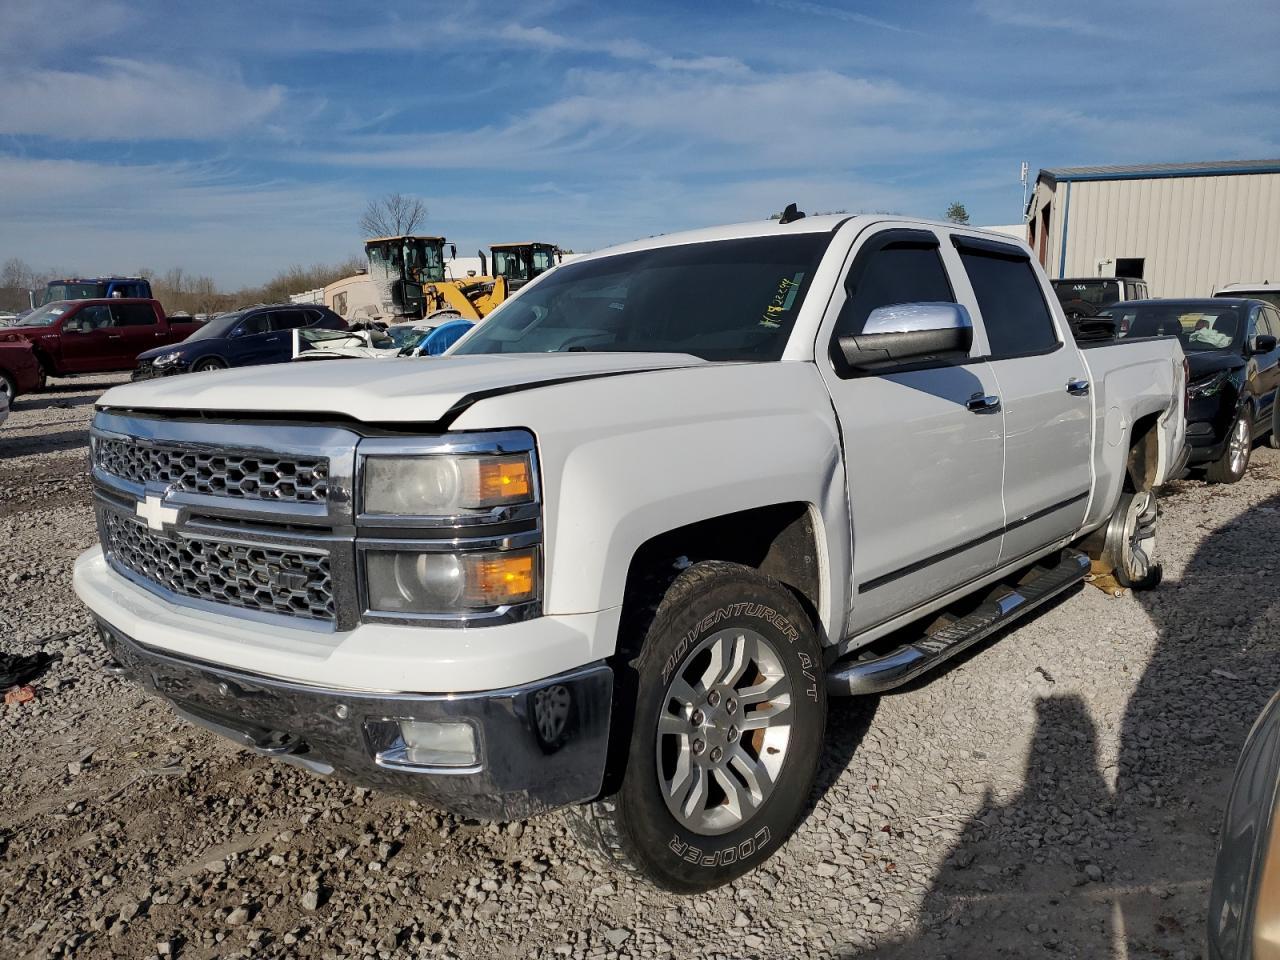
[836,302,974,373]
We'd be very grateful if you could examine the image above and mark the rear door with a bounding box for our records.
[265,309,311,362]
[950,234,1092,565]
[109,301,164,365]
[817,224,1007,633]
[57,304,117,371]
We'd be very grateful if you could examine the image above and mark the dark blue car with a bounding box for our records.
[134,304,346,378]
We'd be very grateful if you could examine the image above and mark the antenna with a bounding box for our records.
[1020,162,1030,221]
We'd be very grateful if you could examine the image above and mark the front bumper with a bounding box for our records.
[97,619,613,821]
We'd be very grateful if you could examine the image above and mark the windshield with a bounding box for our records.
[1052,279,1120,310]
[1113,302,1245,352]
[452,234,830,361]
[1218,291,1280,311]
[13,302,70,327]
[182,311,244,341]
[387,324,434,348]
[493,248,530,282]
[42,283,104,305]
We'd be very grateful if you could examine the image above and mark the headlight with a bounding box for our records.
[1187,369,1232,398]
[364,547,538,613]
[362,453,533,516]
[152,351,182,367]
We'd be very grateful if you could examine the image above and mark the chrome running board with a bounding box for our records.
[827,549,1090,696]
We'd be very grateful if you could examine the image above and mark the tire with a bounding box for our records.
[0,371,15,407]
[1206,406,1252,483]
[1267,402,1280,449]
[192,357,227,373]
[1105,490,1163,591]
[569,560,826,892]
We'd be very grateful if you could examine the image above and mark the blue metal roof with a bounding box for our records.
[1039,159,1280,185]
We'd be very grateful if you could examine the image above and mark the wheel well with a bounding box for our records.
[615,502,822,662]
[1125,413,1162,492]
[30,346,54,375]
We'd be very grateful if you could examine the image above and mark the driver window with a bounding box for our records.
[834,238,955,339]
[77,305,114,330]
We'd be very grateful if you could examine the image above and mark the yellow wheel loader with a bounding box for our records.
[423,241,563,321]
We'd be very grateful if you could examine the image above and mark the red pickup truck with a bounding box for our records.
[0,299,202,379]
[0,335,44,407]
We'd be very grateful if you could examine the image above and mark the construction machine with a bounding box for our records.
[324,237,563,325]
[324,236,453,324]
[422,241,562,320]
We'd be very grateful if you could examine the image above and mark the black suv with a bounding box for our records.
[1113,298,1280,482]
[134,304,346,378]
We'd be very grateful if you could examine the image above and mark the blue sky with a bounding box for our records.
[1,0,1277,287]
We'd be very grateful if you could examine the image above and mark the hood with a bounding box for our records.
[96,352,706,423]
[1186,349,1244,381]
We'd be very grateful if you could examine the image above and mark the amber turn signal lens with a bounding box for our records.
[464,549,537,606]
[476,458,532,505]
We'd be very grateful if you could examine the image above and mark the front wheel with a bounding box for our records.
[1206,406,1252,483]
[0,371,16,408]
[569,561,826,892]
[192,357,227,373]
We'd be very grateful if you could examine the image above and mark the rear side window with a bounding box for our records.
[110,303,156,326]
[834,235,954,338]
[956,242,1059,358]
[270,310,309,331]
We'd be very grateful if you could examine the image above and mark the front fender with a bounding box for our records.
[451,363,851,656]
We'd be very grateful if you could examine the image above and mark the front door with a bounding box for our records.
[818,225,1007,633]
[57,304,117,372]
[950,234,1092,564]
[226,312,278,367]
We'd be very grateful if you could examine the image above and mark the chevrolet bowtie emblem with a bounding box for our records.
[136,494,180,532]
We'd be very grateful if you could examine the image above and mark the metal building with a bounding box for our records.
[1027,159,1280,296]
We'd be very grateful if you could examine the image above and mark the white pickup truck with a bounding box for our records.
[74,213,1188,892]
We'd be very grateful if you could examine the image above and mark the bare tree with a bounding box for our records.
[359,193,428,237]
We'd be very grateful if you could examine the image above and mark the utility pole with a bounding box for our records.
[1020,161,1030,221]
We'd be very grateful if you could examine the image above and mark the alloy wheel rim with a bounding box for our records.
[1123,491,1158,582]
[655,626,793,835]
[1229,414,1250,474]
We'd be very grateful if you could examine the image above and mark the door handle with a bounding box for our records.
[1066,378,1091,396]
[107,335,123,341]
[967,393,1001,413]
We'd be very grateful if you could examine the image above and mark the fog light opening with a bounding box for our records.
[371,719,479,770]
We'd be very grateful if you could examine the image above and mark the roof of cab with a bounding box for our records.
[569,214,1034,265]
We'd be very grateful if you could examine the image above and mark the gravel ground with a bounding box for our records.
[2,375,1278,960]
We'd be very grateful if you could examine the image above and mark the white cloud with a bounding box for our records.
[973,0,1109,37]
[751,0,905,32]
[0,58,285,140]
[315,68,972,174]
[0,156,365,285]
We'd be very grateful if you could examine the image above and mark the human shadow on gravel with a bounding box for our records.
[846,486,1280,958]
